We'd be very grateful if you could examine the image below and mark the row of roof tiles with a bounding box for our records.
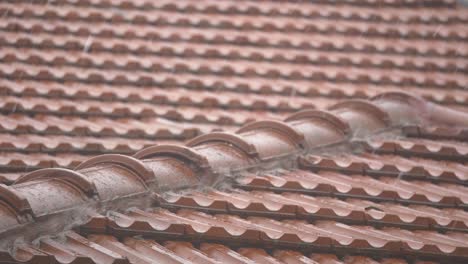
[0,134,163,155]
[354,138,468,158]
[0,92,467,251]
[3,167,468,262]
[3,20,467,59]
[3,53,468,91]
[4,59,467,92]
[4,39,468,76]
[3,232,440,264]
[48,0,461,7]
[4,78,468,110]
[12,0,467,23]
[0,95,289,124]
[7,63,459,102]
[402,126,468,141]
[2,43,467,90]
[3,4,467,65]
[0,114,215,139]
[2,12,467,58]
[0,79,321,111]
[306,153,468,183]
[0,152,88,170]
[160,187,468,230]
[74,208,468,261]
[5,3,468,41]
[236,169,468,208]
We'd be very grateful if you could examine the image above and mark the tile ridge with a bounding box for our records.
[0,91,467,248]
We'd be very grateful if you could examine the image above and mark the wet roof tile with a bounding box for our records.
[0,90,467,263]
[1,0,468,262]
[7,232,417,264]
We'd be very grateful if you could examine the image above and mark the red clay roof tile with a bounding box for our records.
[2,0,468,263]
[0,92,466,263]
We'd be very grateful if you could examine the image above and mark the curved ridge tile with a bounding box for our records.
[134,145,215,186]
[14,168,97,198]
[285,109,351,136]
[426,106,468,128]
[75,154,155,187]
[0,184,32,217]
[72,165,150,203]
[11,177,96,218]
[134,145,209,168]
[329,99,391,136]
[237,120,306,159]
[285,110,351,148]
[372,91,428,126]
[187,132,260,170]
[187,132,258,157]
[237,121,303,137]
[374,91,468,127]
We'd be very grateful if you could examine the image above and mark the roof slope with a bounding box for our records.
[1,0,468,263]
[1,0,468,182]
[1,92,468,263]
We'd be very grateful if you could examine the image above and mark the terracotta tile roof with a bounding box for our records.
[1,0,468,263]
[1,91,468,263]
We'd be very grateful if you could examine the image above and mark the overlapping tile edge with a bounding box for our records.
[0,91,467,255]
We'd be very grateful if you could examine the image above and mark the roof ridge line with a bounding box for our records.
[0,91,467,248]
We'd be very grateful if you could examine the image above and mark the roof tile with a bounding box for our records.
[2,0,468,262]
